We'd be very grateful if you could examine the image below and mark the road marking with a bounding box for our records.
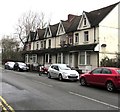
[69,91,119,110]
[0,96,15,112]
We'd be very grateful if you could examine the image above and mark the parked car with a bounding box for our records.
[13,62,29,72]
[4,61,15,70]
[48,64,79,81]
[79,67,120,92]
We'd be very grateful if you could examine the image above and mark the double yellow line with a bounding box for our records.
[0,96,15,112]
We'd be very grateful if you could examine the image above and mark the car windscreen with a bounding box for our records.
[59,65,71,70]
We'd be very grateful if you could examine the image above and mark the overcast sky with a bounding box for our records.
[0,0,119,39]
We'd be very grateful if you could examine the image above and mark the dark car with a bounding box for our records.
[4,61,15,70]
[79,67,120,92]
[13,62,29,72]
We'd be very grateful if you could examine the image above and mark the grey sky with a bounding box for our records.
[0,0,119,38]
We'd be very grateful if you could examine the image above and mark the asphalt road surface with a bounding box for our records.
[1,67,120,111]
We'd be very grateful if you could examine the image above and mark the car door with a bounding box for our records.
[87,68,102,85]
[100,68,112,85]
[53,65,59,78]
[49,65,55,77]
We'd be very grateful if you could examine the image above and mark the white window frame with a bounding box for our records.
[75,33,79,43]
[32,54,37,63]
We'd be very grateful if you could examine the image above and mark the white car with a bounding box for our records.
[4,61,15,70]
[48,64,79,81]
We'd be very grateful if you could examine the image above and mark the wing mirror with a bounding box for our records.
[89,71,93,74]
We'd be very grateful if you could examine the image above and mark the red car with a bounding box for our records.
[79,67,120,92]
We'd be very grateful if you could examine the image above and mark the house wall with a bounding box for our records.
[118,3,120,54]
[74,27,99,45]
[55,36,61,48]
[99,4,119,63]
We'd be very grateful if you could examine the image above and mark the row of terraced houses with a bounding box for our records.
[23,2,120,72]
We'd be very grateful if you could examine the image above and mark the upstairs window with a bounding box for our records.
[75,33,79,43]
[44,40,46,49]
[41,41,43,48]
[84,31,89,42]
[69,36,73,44]
[48,39,51,48]
[83,16,86,26]
[36,42,39,50]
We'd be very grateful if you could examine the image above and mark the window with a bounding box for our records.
[69,36,73,44]
[102,68,112,74]
[54,66,59,71]
[87,53,90,65]
[80,52,85,65]
[44,40,46,49]
[92,68,102,74]
[32,54,37,63]
[75,33,79,43]
[41,41,43,48]
[36,42,39,50]
[84,31,89,42]
[83,16,86,26]
[58,53,61,63]
[25,55,28,63]
[49,54,52,63]
[45,54,48,63]
[63,54,65,64]
[48,39,51,48]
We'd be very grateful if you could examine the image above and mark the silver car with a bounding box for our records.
[48,64,79,81]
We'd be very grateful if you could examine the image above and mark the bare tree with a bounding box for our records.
[16,11,48,45]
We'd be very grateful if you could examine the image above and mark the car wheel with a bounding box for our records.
[80,77,87,86]
[59,74,63,81]
[106,81,115,92]
[48,72,51,79]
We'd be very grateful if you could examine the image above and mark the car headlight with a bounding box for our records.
[62,72,68,75]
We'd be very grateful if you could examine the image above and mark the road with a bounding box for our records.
[0,67,120,111]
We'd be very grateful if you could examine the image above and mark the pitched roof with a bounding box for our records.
[37,28,45,40]
[50,23,59,37]
[26,31,35,42]
[86,2,119,27]
[67,16,81,33]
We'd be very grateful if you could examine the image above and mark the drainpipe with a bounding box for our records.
[85,51,87,65]
[94,27,96,42]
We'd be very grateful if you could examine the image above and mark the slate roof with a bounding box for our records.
[86,2,119,27]
[37,28,45,40]
[26,31,35,43]
[50,23,59,37]
[67,16,81,33]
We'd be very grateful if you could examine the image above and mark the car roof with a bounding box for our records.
[98,67,120,70]
[51,64,67,66]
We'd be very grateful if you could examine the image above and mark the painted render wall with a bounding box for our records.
[74,27,99,46]
[99,4,119,63]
